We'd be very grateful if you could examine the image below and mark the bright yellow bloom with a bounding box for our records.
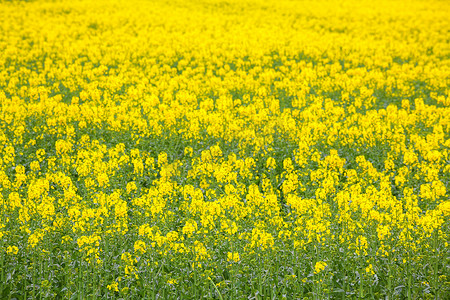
[182,219,198,237]
[227,251,240,263]
[134,240,147,255]
[126,181,137,193]
[314,261,327,274]
[6,245,18,255]
[107,282,119,292]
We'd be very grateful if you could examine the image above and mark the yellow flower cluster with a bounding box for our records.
[77,234,102,263]
[314,261,327,275]
[227,251,240,263]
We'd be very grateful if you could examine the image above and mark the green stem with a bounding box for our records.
[407,255,412,300]
[0,252,4,296]
[39,252,43,300]
[387,255,392,300]
[359,259,364,300]
[194,264,198,299]
[91,264,95,298]
[207,276,224,300]
[32,253,36,300]
[432,230,439,298]
[78,264,83,300]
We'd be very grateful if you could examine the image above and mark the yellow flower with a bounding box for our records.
[126,181,137,193]
[121,252,136,265]
[36,149,45,162]
[97,172,109,187]
[55,139,73,155]
[184,146,193,157]
[365,264,375,275]
[134,240,147,255]
[227,251,240,263]
[314,261,327,274]
[107,282,119,292]
[61,235,72,244]
[182,219,198,237]
[6,246,18,255]
[157,152,168,166]
[249,227,274,250]
[8,192,21,210]
[266,157,276,170]
[30,160,41,172]
[28,230,45,249]
[193,241,210,261]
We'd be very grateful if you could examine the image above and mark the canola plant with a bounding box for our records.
[0,0,449,298]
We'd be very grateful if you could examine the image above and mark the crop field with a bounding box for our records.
[0,0,449,299]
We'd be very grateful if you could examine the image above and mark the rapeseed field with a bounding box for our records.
[0,0,449,298]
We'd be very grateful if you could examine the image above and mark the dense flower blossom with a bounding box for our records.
[0,0,448,298]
